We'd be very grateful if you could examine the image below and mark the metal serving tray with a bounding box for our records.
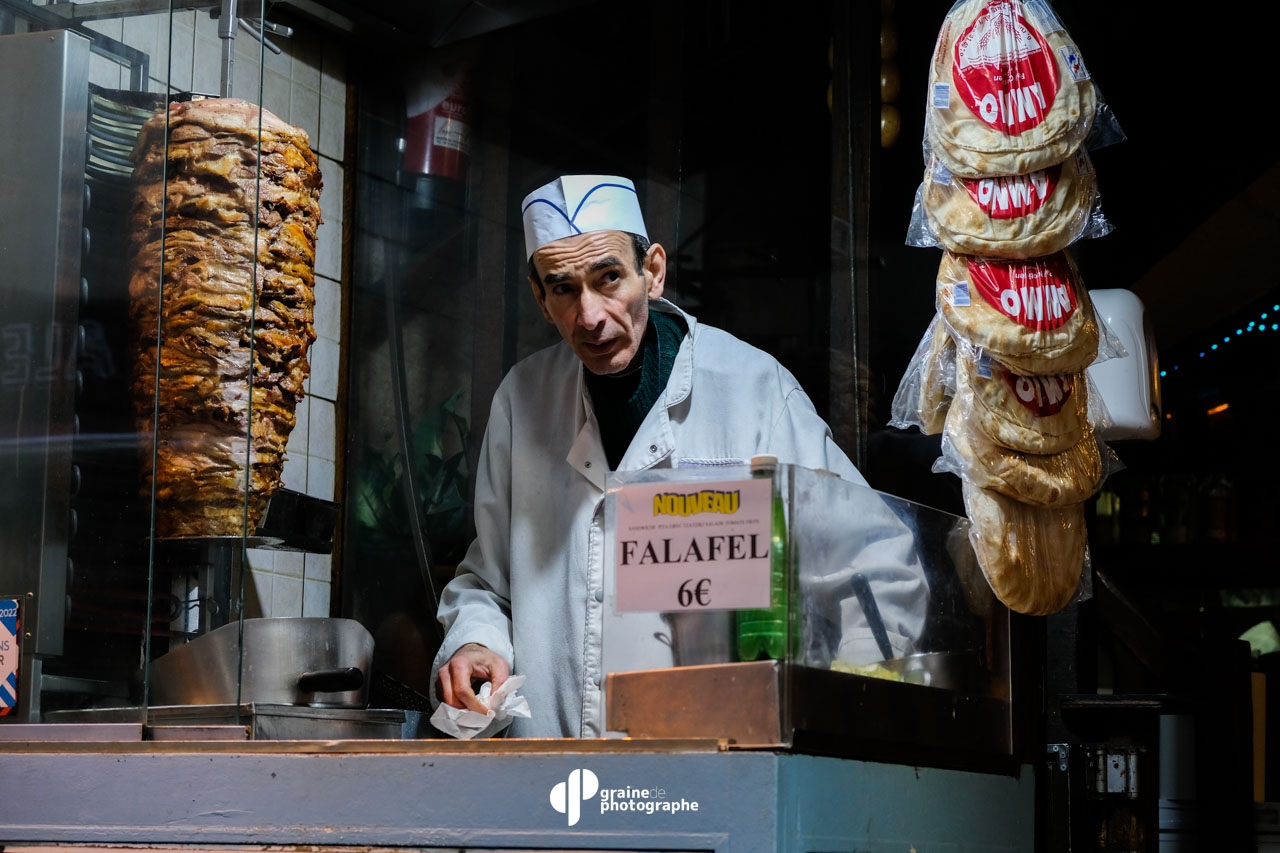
[42,704,423,741]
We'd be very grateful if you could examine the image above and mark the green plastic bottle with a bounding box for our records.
[736,455,789,661]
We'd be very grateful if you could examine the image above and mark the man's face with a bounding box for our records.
[529,230,666,375]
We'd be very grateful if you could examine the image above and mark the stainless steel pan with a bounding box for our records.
[149,617,374,708]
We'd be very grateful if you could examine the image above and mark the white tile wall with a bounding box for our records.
[94,13,348,618]
[291,38,323,94]
[318,154,344,217]
[122,14,162,85]
[292,395,312,451]
[281,452,309,494]
[275,550,305,579]
[166,14,196,93]
[260,27,292,77]
[320,41,346,102]
[307,456,336,502]
[310,399,337,460]
[262,69,291,119]
[315,277,342,341]
[241,571,266,620]
[291,75,321,131]
[305,554,332,584]
[229,22,263,101]
[271,573,304,617]
[315,212,343,282]
[190,26,222,95]
[86,18,124,89]
[318,93,345,160]
[303,554,332,616]
[306,336,341,402]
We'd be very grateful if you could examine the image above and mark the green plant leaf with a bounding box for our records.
[353,389,472,560]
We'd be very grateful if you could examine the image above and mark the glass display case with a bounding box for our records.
[602,462,1014,771]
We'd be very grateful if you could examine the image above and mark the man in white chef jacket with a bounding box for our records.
[432,175,929,738]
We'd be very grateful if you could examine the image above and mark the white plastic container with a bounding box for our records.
[1087,288,1163,441]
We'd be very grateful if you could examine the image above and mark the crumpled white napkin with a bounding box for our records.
[429,675,531,739]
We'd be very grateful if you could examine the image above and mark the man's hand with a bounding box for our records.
[438,642,510,714]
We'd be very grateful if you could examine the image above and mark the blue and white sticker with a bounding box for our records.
[977,351,993,379]
[1058,44,1090,82]
[0,598,19,714]
[1025,0,1065,34]
[931,82,951,110]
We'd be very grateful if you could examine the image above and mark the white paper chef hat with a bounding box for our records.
[520,175,648,259]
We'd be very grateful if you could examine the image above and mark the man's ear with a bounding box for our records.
[644,242,667,300]
[528,276,554,324]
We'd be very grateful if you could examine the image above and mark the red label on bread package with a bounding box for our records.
[1001,369,1075,417]
[952,0,1060,135]
[967,254,1078,330]
[963,165,1058,219]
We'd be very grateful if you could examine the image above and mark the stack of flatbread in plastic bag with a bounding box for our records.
[890,0,1126,616]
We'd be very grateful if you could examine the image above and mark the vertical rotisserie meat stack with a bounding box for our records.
[128,97,323,538]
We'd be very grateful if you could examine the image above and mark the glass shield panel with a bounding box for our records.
[0,0,347,729]
[0,1,183,725]
[134,0,350,722]
[787,463,1006,687]
[340,40,480,710]
[0,23,96,724]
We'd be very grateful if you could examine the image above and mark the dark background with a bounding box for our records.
[330,0,1280,477]
[863,0,1280,528]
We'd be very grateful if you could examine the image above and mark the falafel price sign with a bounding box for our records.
[612,477,772,612]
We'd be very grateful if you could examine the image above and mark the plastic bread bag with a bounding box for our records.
[936,250,1125,376]
[905,147,1114,257]
[1084,369,1118,436]
[922,0,1124,179]
[888,313,957,434]
[936,384,1103,508]
[1092,300,1128,366]
[959,476,1087,616]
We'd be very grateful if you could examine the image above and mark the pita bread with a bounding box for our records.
[944,398,1102,507]
[961,478,1085,615]
[927,0,1097,178]
[923,148,1097,258]
[937,250,1099,375]
[919,314,957,434]
[956,345,1085,453]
